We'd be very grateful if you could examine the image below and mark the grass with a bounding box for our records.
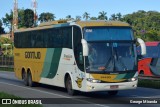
[0,92,20,98]
[0,67,13,72]
[0,92,43,107]
[138,79,160,89]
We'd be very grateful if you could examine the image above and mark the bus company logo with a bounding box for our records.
[63,54,72,60]
[25,51,41,59]
[75,77,83,88]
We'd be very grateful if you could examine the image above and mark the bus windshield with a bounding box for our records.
[84,27,137,73]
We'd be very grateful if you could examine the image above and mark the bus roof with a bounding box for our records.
[145,42,160,46]
[14,20,130,33]
[75,20,130,27]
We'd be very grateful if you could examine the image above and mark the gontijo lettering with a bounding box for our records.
[25,52,41,59]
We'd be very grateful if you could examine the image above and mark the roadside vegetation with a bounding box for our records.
[0,92,43,107]
[1,9,160,42]
[0,67,13,72]
[0,92,19,98]
[0,37,13,56]
[138,79,160,89]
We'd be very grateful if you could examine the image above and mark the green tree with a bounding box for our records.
[90,17,97,20]
[66,15,73,20]
[38,12,56,23]
[122,10,160,41]
[83,12,90,20]
[0,20,5,34]
[75,16,81,21]
[98,11,107,20]
[116,13,122,21]
[24,9,34,27]
[18,8,25,28]
[145,30,160,41]
[0,37,13,56]
[110,14,117,20]
[2,8,34,30]
[2,10,13,31]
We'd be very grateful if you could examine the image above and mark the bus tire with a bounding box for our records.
[108,91,118,96]
[66,76,76,96]
[28,71,35,87]
[22,71,28,86]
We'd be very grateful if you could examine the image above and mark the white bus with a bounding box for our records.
[14,20,146,95]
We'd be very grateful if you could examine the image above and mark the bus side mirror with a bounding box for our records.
[81,39,89,56]
[137,38,146,55]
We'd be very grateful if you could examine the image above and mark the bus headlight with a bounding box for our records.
[128,77,138,82]
[87,78,101,83]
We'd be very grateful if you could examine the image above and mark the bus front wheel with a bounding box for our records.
[66,76,76,95]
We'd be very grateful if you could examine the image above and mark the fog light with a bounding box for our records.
[87,86,95,90]
[128,77,138,82]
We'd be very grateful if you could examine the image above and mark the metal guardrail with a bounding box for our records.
[0,56,14,68]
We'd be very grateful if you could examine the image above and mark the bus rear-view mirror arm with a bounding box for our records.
[137,38,146,55]
[81,39,89,56]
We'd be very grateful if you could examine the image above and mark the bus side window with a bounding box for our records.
[62,27,72,49]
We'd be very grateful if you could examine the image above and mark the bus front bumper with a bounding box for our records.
[85,80,138,92]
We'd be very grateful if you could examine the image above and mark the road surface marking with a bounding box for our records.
[0,82,110,107]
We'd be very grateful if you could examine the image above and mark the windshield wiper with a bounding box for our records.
[104,43,117,71]
[117,57,128,71]
[114,48,128,71]
[104,56,113,71]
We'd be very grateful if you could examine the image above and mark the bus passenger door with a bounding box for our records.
[73,26,85,90]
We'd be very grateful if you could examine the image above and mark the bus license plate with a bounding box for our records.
[110,85,118,89]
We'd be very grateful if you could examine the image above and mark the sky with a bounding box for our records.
[0,0,160,31]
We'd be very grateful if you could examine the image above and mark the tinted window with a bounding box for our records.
[84,27,133,41]
[14,27,72,48]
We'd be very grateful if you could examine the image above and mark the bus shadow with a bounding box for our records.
[29,83,140,104]
[34,83,119,98]
[37,83,67,93]
[36,83,123,98]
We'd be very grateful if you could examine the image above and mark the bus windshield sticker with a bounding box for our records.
[86,29,92,33]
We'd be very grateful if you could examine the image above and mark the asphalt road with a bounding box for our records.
[0,71,160,107]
